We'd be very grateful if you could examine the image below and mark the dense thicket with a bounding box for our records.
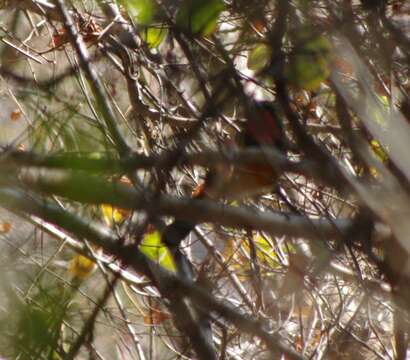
[0,1,409,359]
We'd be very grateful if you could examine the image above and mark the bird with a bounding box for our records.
[163,100,286,246]
[204,100,285,200]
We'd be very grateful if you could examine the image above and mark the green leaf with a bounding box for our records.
[247,43,272,71]
[370,139,388,163]
[119,0,167,47]
[139,230,177,272]
[252,234,281,268]
[176,0,225,36]
[120,0,156,25]
[140,26,168,48]
[286,34,332,91]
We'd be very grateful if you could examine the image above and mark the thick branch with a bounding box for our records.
[1,148,321,182]
[18,168,357,241]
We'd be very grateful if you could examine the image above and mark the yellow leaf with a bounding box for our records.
[68,254,96,281]
[140,26,168,48]
[250,233,282,268]
[101,204,130,226]
[370,139,388,163]
[139,228,177,272]
[369,139,389,178]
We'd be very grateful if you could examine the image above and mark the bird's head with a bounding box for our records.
[243,101,285,151]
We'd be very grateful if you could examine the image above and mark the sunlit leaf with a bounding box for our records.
[369,139,389,177]
[140,26,168,48]
[247,43,272,71]
[370,139,388,163]
[251,233,281,268]
[139,229,177,272]
[225,233,292,277]
[101,204,130,226]
[176,0,225,36]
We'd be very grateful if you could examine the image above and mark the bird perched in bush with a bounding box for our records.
[163,100,286,244]
[204,100,285,200]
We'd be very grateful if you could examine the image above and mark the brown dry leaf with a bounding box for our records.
[144,308,171,325]
[10,109,22,121]
[80,19,102,43]
[0,222,12,234]
[52,28,69,49]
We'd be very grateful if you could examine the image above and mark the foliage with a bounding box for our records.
[0,0,409,359]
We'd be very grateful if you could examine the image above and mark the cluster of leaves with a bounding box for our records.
[120,0,225,47]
